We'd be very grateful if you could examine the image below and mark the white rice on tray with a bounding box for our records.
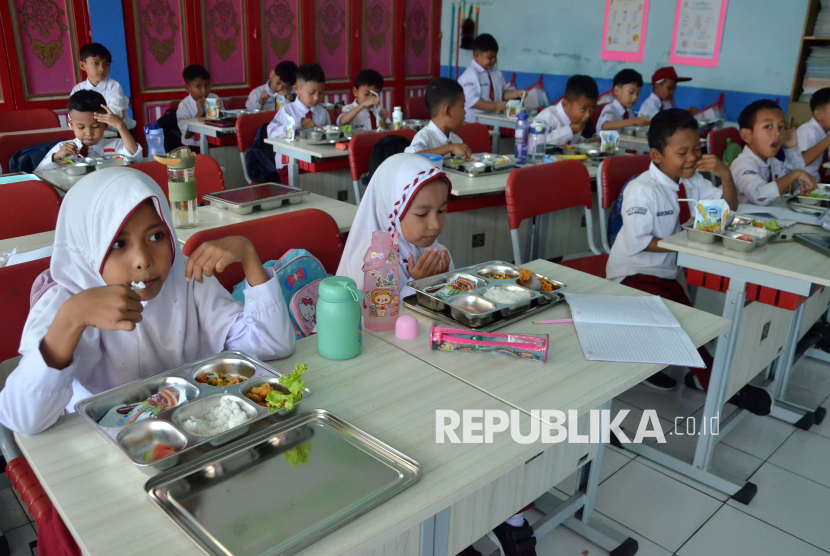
[482,287,531,305]
[182,398,251,436]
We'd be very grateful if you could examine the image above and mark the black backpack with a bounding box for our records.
[245,123,281,184]
[156,108,183,152]
[10,140,64,173]
[363,136,412,185]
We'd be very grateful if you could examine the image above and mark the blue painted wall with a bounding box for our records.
[87,0,132,112]
[441,0,809,121]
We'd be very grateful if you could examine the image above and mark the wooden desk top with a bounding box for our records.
[264,137,349,161]
[180,118,236,138]
[474,112,519,128]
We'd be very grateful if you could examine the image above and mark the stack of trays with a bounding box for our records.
[683,215,783,253]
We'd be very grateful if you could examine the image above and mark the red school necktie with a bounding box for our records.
[305,110,313,121]
[678,183,691,224]
[487,72,494,101]
[623,110,630,120]
[78,144,88,158]
[369,110,377,130]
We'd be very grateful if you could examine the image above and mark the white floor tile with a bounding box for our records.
[5,523,36,556]
[677,504,829,556]
[769,430,830,488]
[727,463,830,551]
[611,399,676,438]
[616,381,707,423]
[788,357,830,399]
[595,459,722,552]
[0,488,29,531]
[720,413,795,460]
[781,384,828,411]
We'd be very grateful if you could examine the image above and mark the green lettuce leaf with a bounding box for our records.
[283,442,312,466]
[265,363,307,411]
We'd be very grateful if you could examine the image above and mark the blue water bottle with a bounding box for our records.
[514,113,528,164]
[144,123,165,158]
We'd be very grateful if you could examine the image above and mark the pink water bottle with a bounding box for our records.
[362,231,400,331]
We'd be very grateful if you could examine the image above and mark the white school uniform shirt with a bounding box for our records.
[71,77,136,130]
[176,93,220,147]
[36,137,143,171]
[796,117,830,180]
[246,82,279,111]
[458,60,513,123]
[730,145,806,205]
[639,92,672,118]
[606,162,722,283]
[266,97,331,169]
[0,168,295,435]
[532,101,589,146]
[336,100,382,131]
[403,121,463,154]
[596,99,632,132]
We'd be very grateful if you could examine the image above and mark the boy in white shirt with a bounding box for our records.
[246,60,297,112]
[532,75,597,146]
[38,90,142,170]
[176,64,221,149]
[404,78,472,158]
[70,43,135,130]
[639,67,697,118]
[336,69,389,131]
[597,69,650,132]
[606,109,772,413]
[797,88,830,180]
[730,99,816,205]
[266,63,331,169]
[457,34,524,124]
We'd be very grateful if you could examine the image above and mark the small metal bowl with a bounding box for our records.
[402,119,427,131]
[683,223,720,244]
[462,161,489,174]
[192,357,257,385]
[323,125,341,140]
[300,128,324,141]
[117,420,188,468]
[621,127,636,136]
[172,394,258,438]
[721,231,756,253]
[447,295,497,328]
[480,286,534,317]
[729,225,773,246]
[634,126,649,138]
[62,162,94,176]
[476,264,520,280]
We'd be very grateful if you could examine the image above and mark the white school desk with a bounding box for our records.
[447,159,599,197]
[16,332,638,556]
[265,137,350,189]
[0,194,357,258]
[180,117,237,154]
[474,112,518,153]
[34,168,84,193]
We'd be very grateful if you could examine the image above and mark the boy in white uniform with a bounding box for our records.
[639,67,697,118]
[457,34,524,124]
[596,69,650,132]
[70,43,135,130]
[38,90,142,170]
[246,60,297,112]
[797,88,830,180]
[266,63,331,169]
[532,75,597,146]
[176,64,222,149]
[337,69,389,131]
[404,78,471,158]
[730,99,816,205]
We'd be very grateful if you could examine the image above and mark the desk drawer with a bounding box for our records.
[799,286,830,341]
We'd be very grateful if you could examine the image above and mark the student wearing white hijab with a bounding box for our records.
[0,168,295,435]
[337,154,453,298]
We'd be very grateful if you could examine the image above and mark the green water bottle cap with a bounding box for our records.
[319,276,364,303]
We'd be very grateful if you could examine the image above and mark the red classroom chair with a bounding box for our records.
[181,208,344,292]
[235,111,277,184]
[455,123,492,154]
[707,127,742,161]
[406,95,430,120]
[0,109,60,133]
[166,100,181,112]
[0,129,75,173]
[506,160,607,277]
[0,257,51,362]
[0,180,62,240]
[224,96,248,110]
[347,129,417,204]
[130,154,225,203]
[596,154,651,253]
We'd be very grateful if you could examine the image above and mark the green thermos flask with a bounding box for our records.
[316,276,364,360]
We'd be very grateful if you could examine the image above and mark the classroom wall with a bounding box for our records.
[86,0,132,105]
[440,0,809,121]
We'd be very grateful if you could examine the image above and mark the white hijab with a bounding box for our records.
[20,168,243,394]
[337,154,454,297]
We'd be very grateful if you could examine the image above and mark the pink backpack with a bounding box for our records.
[289,279,322,338]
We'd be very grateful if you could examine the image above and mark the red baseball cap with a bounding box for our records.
[651,67,692,85]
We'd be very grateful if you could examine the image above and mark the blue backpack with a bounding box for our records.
[10,140,64,173]
[245,123,281,183]
[606,173,644,248]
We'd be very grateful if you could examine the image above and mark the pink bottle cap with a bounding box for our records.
[395,314,419,340]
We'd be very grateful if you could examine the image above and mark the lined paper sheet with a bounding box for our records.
[564,293,705,368]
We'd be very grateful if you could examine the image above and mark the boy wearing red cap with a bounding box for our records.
[639,67,698,118]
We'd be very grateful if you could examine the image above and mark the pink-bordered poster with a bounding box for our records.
[670,0,729,68]
[601,0,650,62]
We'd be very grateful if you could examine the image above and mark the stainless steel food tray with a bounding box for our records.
[682,215,787,251]
[303,136,351,145]
[787,196,828,215]
[406,261,567,329]
[75,351,313,475]
[204,183,309,215]
[145,409,421,556]
[443,153,517,178]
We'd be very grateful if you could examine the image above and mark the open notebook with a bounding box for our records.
[564,293,705,368]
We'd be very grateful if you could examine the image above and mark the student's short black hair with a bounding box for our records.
[648,108,699,151]
[565,75,599,101]
[425,77,464,118]
[67,90,107,114]
[354,69,384,91]
[613,69,643,88]
[811,88,830,112]
[738,99,782,130]
[472,33,499,54]
[79,43,111,63]
[296,63,326,85]
[183,64,210,83]
[274,60,297,85]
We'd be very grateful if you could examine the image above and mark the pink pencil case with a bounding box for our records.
[429,323,549,363]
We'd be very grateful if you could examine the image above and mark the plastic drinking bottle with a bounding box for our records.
[514,113,529,164]
[362,231,400,331]
[527,120,547,162]
[392,107,403,130]
[155,147,198,229]
[144,123,166,159]
[316,276,364,360]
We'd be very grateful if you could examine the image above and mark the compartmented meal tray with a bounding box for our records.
[204,183,309,215]
[443,153,516,177]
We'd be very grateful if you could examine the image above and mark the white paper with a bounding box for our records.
[672,0,723,59]
[564,293,705,367]
[605,0,647,53]
[5,245,53,266]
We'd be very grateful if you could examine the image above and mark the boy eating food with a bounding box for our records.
[71,43,135,130]
[532,75,598,146]
[597,69,650,131]
[337,69,389,131]
[177,64,222,148]
[404,78,471,159]
[458,33,524,123]
[797,87,830,181]
[246,60,297,111]
[639,67,697,118]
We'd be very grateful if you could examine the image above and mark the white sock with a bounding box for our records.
[505,512,524,527]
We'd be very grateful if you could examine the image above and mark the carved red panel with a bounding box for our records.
[261,0,301,81]
[135,0,188,91]
[405,0,431,78]
[202,0,247,87]
[362,0,392,77]
[315,0,349,82]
